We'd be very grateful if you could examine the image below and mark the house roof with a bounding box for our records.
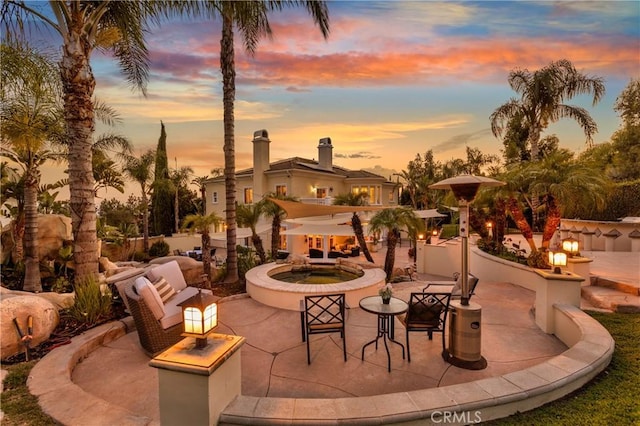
[213,156,389,182]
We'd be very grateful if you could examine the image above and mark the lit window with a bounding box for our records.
[276,185,287,196]
[244,188,253,204]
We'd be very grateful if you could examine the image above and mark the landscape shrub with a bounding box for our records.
[148,240,170,258]
[68,277,112,325]
[440,224,459,239]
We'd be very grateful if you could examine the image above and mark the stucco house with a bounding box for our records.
[205,129,397,255]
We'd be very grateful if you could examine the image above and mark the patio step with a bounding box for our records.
[582,285,640,313]
[590,276,639,296]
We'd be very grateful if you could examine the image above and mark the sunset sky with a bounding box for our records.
[31,1,639,198]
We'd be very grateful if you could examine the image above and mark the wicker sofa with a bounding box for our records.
[123,260,213,357]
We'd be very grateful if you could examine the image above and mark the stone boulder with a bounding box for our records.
[99,256,120,275]
[1,214,72,264]
[149,256,206,285]
[1,294,59,359]
[286,254,310,266]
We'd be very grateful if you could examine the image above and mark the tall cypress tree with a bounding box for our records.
[151,120,174,236]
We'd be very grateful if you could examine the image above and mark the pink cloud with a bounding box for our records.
[235,35,637,88]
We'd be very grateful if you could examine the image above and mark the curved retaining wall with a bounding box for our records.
[219,303,613,425]
[246,262,386,311]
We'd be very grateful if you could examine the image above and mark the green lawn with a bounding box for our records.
[1,312,638,425]
[488,311,640,425]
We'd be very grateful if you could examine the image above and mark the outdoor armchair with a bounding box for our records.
[123,260,214,357]
[398,292,452,362]
[302,293,347,364]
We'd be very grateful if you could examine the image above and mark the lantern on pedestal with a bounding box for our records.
[562,236,579,257]
[548,250,567,274]
[179,289,218,349]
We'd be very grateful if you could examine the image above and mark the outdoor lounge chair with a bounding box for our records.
[309,248,324,258]
[398,292,452,362]
[302,293,347,364]
[328,250,349,258]
[123,260,213,357]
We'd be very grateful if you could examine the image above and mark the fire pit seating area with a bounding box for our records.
[122,260,213,357]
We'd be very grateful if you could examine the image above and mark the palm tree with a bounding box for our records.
[490,59,605,160]
[1,41,66,292]
[528,151,609,250]
[262,193,299,259]
[1,1,183,280]
[332,192,375,263]
[182,212,223,287]
[216,1,329,284]
[236,201,267,264]
[368,207,423,282]
[121,150,155,254]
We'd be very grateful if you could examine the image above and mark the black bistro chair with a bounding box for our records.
[302,293,347,365]
[398,292,452,362]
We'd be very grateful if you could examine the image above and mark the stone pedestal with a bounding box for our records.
[534,270,584,334]
[150,334,245,426]
[566,257,593,283]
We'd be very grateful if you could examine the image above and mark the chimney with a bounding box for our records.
[318,137,333,171]
[252,129,270,201]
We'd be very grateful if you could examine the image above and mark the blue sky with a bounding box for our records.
[29,0,640,197]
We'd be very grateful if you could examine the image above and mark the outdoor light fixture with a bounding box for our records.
[418,233,424,240]
[486,221,493,239]
[430,175,505,306]
[432,229,438,236]
[179,289,218,349]
[548,250,567,274]
[562,237,579,257]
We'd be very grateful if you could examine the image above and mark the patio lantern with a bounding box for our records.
[562,237,579,257]
[179,289,218,349]
[548,250,567,274]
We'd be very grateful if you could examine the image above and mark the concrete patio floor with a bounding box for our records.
[30,244,629,424]
[71,278,567,423]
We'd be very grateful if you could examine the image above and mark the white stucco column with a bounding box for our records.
[534,270,584,334]
[150,334,245,426]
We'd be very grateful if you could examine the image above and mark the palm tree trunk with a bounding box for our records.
[11,213,25,264]
[271,215,281,258]
[23,169,41,292]
[541,196,561,250]
[221,8,238,284]
[384,229,399,282]
[252,234,267,264]
[494,197,507,246]
[62,33,99,281]
[507,197,536,252]
[352,213,374,262]
[202,230,211,287]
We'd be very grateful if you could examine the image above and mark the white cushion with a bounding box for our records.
[134,276,165,320]
[146,260,187,292]
[153,277,176,303]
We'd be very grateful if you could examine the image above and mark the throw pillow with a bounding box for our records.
[153,277,176,303]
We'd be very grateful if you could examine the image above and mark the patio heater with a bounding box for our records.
[429,174,504,370]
